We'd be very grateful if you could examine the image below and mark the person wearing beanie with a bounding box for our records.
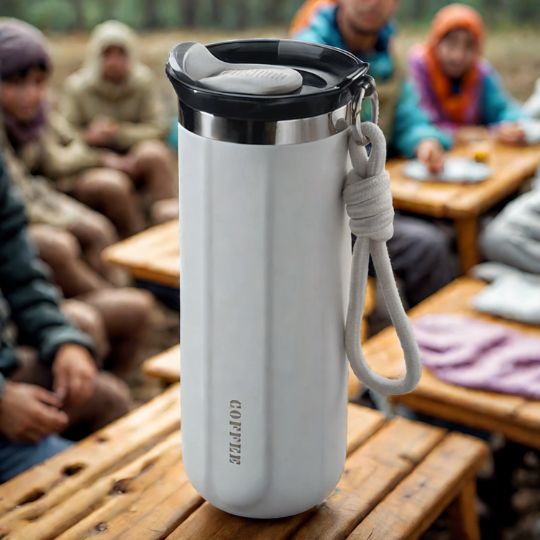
[409,3,526,142]
[0,19,156,382]
[0,19,145,239]
[62,20,178,224]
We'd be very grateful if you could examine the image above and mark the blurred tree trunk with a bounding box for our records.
[237,0,249,29]
[2,0,22,18]
[182,0,197,27]
[415,0,431,15]
[144,0,161,29]
[101,0,115,20]
[211,0,223,26]
[73,0,85,30]
[266,0,287,24]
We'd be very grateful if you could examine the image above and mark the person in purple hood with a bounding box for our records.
[0,20,155,380]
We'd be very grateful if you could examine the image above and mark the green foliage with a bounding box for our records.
[1,0,539,32]
[23,0,76,31]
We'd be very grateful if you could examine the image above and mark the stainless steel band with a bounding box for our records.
[177,102,354,145]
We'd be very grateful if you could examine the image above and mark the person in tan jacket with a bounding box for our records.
[62,20,177,223]
[0,19,154,379]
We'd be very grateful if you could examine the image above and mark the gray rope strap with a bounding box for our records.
[343,122,421,396]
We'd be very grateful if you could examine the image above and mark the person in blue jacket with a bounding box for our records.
[291,0,456,306]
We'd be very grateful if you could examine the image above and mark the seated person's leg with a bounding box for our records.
[129,140,177,206]
[62,299,110,364]
[66,206,123,284]
[387,214,456,306]
[28,224,107,298]
[69,168,144,237]
[151,198,179,225]
[62,371,132,439]
[79,288,155,378]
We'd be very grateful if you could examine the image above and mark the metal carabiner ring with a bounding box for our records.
[352,79,379,147]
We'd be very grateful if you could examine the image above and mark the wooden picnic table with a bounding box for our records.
[364,276,540,449]
[103,220,180,288]
[0,384,488,540]
[388,142,540,272]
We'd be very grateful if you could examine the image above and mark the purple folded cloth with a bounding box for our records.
[414,314,540,399]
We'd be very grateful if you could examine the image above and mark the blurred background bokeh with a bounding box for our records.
[2,0,539,118]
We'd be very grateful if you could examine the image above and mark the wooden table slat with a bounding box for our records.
[18,435,181,540]
[167,418,446,540]
[0,390,488,539]
[143,345,181,384]
[348,432,487,540]
[103,221,180,287]
[0,385,180,536]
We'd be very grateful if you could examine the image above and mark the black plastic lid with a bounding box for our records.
[166,39,372,122]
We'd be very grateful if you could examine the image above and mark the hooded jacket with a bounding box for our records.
[62,20,168,152]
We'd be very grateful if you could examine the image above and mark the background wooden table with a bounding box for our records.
[364,277,540,449]
[0,385,487,540]
[388,143,540,271]
[103,220,180,288]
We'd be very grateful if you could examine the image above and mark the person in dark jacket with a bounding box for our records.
[0,153,132,483]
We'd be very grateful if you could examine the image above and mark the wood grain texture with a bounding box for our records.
[348,433,487,540]
[142,344,181,383]
[103,220,180,288]
[363,277,540,448]
[0,385,180,538]
[0,389,486,539]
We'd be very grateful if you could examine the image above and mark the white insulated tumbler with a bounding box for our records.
[166,39,418,519]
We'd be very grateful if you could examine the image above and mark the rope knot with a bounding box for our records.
[343,169,394,242]
[343,121,394,242]
[343,121,421,397]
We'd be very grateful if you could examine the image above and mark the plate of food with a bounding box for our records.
[403,157,491,183]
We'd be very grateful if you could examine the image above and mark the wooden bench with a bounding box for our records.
[388,142,540,272]
[103,220,180,288]
[142,279,376,399]
[0,385,487,539]
[364,277,540,449]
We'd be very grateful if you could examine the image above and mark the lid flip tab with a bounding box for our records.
[182,42,303,95]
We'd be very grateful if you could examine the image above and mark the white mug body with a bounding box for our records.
[179,124,351,518]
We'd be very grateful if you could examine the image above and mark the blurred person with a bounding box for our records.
[524,78,540,119]
[0,152,132,483]
[62,20,178,223]
[3,152,153,379]
[409,4,527,144]
[291,0,456,305]
[0,20,156,379]
[0,19,144,240]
